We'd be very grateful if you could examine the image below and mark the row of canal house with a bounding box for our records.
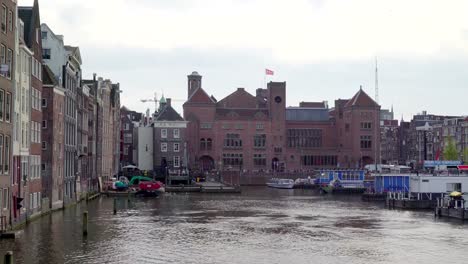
[0,0,121,231]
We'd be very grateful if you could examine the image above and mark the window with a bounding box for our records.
[6,48,12,78]
[42,98,47,108]
[256,123,264,130]
[301,155,338,166]
[360,135,372,149]
[4,136,9,174]
[173,129,180,139]
[161,143,167,152]
[0,45,5,77]
[41,164,46,171]
[41,31,47,39]
[42,48,51,60]
[360,122,372,130]
[1,5,6,34]
[345,123,350,132]
[173,156,180,168]
[287,129,322,148]
[42,141,47,150]
[0,134,3,174]
[36,28,39,43]
[2,189,8,210]
[207,138,212,150]
[173,143,180,152]
[42,120,47,129]
[124,123,130,131]
[200,138,206,150]
[8,10,12,32]
[161,129,167,139]
[124,133,132,144]
[222,153,243,166]
[123,146,129,155]
[0,89,3,121]
[253,134,266,148]
[201,123,212,129]
[5,92,10,122]
[224,133,242,148]
[253,154,266,167]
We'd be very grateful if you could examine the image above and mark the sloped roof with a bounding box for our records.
[18,0,40,49]
[344,88,379,108]
[185,87,216,105]
[42,65,58,86]
[155,105,184,121]
[217,88,258,109]
[299,102,326,108]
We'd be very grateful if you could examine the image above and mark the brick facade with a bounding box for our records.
[183,72,381,173]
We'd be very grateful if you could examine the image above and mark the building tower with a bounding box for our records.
[187,71,202,99]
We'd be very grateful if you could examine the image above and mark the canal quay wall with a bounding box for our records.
[4,192,101,233]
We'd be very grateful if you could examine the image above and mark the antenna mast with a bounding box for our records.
[375,57,379,104]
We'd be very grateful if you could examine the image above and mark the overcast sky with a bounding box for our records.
[20,0,468,120]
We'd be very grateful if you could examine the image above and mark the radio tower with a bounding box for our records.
[375,57,379,104]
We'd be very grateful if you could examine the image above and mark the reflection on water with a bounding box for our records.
[1,187,467,264]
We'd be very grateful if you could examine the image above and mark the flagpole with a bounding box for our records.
[264,71,266,89]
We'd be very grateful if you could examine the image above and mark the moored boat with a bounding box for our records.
[267,178,295,189]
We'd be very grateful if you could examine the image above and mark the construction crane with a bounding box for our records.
[140,92,185,114]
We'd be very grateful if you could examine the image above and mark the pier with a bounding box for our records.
[435,196,468,220]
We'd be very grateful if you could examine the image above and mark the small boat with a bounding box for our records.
[267,178,295,189]
[294,177,316,189]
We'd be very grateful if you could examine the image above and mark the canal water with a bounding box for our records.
[1,187,467,264]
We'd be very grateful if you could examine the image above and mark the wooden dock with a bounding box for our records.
[167,182,241,193]
[387,198,436,209]
[435,197,468,220]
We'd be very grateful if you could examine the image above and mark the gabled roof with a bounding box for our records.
[217,88,258,109]
[42,65,58,86]
[185,87,216,105]
[65,45,82,65]
[155,104,184,121]
[344,88,379,108]
[18,1,39,49]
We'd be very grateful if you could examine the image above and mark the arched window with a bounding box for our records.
[200,138,206,150]
[207,138,212,150]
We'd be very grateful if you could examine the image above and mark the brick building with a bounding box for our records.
[120,106,142,166]
[0,0,16,229]
[41,65,64,210]
[183,72,381,173]
[19,0,43,218]
[153,98,187,175]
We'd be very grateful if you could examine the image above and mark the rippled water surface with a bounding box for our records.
[1,187,467,264]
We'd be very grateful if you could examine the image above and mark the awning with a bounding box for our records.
[458,165,468,171]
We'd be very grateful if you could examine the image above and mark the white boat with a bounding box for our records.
[266,178,295,189]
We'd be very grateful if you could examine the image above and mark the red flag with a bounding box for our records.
[265,69,274,75]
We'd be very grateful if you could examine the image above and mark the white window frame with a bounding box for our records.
[161,129,167,139]
[173,129,180,139]
[1,5,6,34]
[161,142,167,152]
[42,120,47,129]
[42,141,47,150]
[173,143,180,152]
[174,156,180,168]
